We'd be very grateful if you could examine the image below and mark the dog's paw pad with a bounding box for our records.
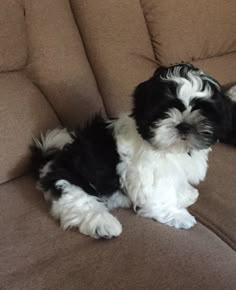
[170,210,196,229]
[94,214,122,239]
[80,212,122,239]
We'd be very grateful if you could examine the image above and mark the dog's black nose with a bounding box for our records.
[176,122,192,134]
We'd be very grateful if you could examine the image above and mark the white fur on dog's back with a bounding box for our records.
[33,128,73,152]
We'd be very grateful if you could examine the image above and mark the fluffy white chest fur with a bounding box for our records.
[113,114,210,229]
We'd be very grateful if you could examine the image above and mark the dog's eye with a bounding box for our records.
[191,99,219,120]
[169,100,186,112]
[176,103,186,112]
[191,105,201,112]
[190,98,211,112]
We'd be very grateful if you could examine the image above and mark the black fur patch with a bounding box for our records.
[31,116,120,199]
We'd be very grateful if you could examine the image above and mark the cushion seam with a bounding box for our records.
[69,0,108,118]
[139,0,160,65]
[22,3,63,126]
[0,171,31,187]
[24,72,64,126]
[190,209,236,251]
[137,1,236,65]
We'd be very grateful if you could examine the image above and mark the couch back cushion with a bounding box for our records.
[0,0,27,72]
[140,0,236,65]
[0,0,105,183]
[0,72,59,184]
[72,0,236,115]
[71,0,157,115]
[24,0,104,127]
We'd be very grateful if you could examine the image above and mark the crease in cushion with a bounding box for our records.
[0,0,27,72]
[0,72,59,184]
[140,0,236,65]
[1,174,236,289]
[24,0,104,127]
[71,0,156,116]
[191,209,235,251]
[192,143,236,250]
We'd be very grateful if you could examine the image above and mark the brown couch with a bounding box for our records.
[1,1,236,289]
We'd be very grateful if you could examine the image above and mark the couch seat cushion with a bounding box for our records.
[0,172,235,289]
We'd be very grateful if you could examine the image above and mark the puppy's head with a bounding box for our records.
[132,64,228,153]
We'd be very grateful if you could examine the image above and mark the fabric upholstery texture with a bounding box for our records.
[0,0,236,289]
[71,0,236,116]
[140,0,236,65]
[1,175,236,289]
[0,0,27,72]
[192,144,236,249]
[0,72,59,184]
[24,0,104,127]
[193,52,236,88]
[71,0,157,115]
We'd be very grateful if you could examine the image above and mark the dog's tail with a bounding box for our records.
[30,128,73,177]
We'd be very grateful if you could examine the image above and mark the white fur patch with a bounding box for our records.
[51,180,122,239]
[39,161,53,178]
[33,128,73,152]
[161,67,215,106]
[113,114,209,229]
[104,191,132,210]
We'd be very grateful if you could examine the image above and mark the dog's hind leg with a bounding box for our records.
[51,180,122,239]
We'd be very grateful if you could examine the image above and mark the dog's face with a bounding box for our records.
[132,64,228,153]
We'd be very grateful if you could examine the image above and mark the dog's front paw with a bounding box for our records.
[168,209,196,229]
[95,215,122,239]
[79,211,122,239]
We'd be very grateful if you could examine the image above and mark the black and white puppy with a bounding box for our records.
[31,64,236,239]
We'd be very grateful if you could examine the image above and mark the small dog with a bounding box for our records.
[31,64,236,239]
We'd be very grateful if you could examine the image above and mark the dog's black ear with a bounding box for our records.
[217,92,236,145]
[131,78,157,139]
[208,83,236,145]
[132,79,153,119]
[132,68,174,119]
[131,67,178,140]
